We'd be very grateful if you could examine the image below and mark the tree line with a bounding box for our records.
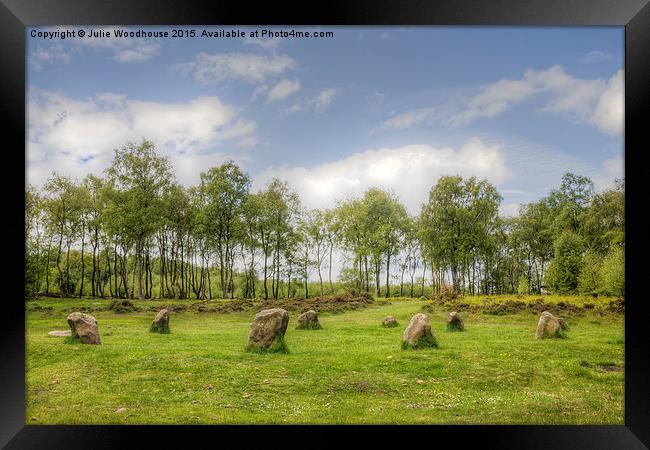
[25,139,624,300]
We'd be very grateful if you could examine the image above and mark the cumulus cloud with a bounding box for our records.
[252,138,510,214]
[374,66,624,136]
[174,52,297,85]
[267,78,301,102]
[27,89,255,187]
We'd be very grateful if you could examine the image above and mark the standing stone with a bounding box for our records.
[382,316,398,327]
[67,312,101,344]
[535,311,566,339]
[296,310,321,329]
[150,309,170,333]
[247,308,289,352]
[402,313,438,348]
[447,311,465,331]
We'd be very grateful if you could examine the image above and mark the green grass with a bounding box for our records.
[26,297,624,424]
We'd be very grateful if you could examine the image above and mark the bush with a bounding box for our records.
[109,299,136,313]
[545,230,585,294]
[578,251,603,296]
[599,247,624,296]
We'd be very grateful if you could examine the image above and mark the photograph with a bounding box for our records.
[24,25,625,425]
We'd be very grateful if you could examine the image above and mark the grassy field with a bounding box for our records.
[25,296,624,424]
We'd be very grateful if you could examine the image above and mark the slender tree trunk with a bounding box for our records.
[385,252,391,298]
[45,234,52,294]
[79,220,86,298]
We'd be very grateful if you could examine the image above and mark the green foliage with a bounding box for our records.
[517,275,529,295]
[578,251,603,296]
[545,230,585,294]
[599,247,624,296]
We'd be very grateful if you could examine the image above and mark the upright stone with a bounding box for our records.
[247,308,289,352]
[535,311,566,339]
[447,311,465,331]
[67,312,101,344]
[402,313,438,348]
[150,309,170,333]
[296,310,321,329]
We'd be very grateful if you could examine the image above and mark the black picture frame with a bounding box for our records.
[2,0,648,448]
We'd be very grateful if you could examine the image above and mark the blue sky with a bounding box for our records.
[27,26,624,216]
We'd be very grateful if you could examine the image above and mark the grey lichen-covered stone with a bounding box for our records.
[247,308,289,350]
[67,312,101,344]
[402,313,438,348]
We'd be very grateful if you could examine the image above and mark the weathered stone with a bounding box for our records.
[150,309,170,333]
[402,313,438,348]
[296,310,321,329]
[47,330,71,337]
[67,312,101,344]
[382,316,398,327]
[447,311,465,331]
[247,308,289,351]
[535,311,566,339]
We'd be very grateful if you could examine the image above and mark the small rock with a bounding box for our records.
[150,309,170,334]
[402,313,438,349]
[67,312,101,344]
[50,380,59,385]
[535,311,566,339]
[296,310,322,330]
[47,330,71,337]
[382,316,398,327]
[115,407,128,413]
[247,308,289,351]
[416,379,424,384]
[447,311,465,331]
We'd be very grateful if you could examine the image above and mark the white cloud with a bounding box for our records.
[371,107,439,134]
[314,88,339,112]
[244,36,283,50]
[29,26,162,65]
[252,138,510,214]
[375,66,624,136]
[287,88,340,113]
[593,155,624,192]
[27,89,255,187]
[499,202,521,217]
[589,70,623,135]
[267,78,301,102]
[175,52,297,84]
[29,44,72,70]
[581,50,612,64]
